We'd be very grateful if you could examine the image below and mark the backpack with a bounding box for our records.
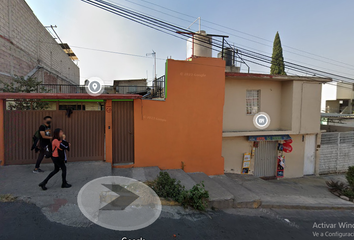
[31,124,44,152]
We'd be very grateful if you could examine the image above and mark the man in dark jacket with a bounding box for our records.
[33,116,52,173]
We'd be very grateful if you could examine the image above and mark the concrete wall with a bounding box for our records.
[290,82,322,134]
[337,82,354,100]
[299,82,322,134]
[319,132,354,174]
[133,58,225,175]
[223,137,252,174]
[223,78,323,135]
[0,0,79,84]
[223,78,283,132]
[326,100,340,113]
[284,134,305,178]
[321,125,354,132]
[114,79,147,87]
[280,81,293,130]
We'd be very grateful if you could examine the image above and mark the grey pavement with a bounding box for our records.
[1,161,353,231]
[3,201,354,240]
[226,173,354,209]
[188,172,234,209]
[0,161,112,227]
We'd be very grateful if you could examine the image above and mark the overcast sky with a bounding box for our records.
[26,0,354,108]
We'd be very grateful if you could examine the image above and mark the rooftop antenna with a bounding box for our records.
[187,17,202,32]
[146,50,156,82]
[188,17,201,32]
[45,25,63,44]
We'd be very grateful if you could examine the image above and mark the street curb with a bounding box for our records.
[159,198,180,206]
[260,204,354,210]
[234,199,262,209]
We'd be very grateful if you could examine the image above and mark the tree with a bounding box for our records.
[0,76,50,110]
[270,32,286,75]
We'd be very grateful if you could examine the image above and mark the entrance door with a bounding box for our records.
[254,141,278,177]
[112,101,135,164]
[304,135,316,175]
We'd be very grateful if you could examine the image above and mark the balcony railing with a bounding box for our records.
[38,75,166,99]
[38,84,86,94]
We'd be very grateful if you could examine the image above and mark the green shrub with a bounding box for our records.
[343,189,354,200]
[185,183,209,211]
[346,166,354,190]
[149,172,209,211]
[149,172,184,200]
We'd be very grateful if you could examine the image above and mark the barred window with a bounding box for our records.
[246,90,260,115]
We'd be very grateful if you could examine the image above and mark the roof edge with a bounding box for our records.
[0,93,142,100]
[225,72,332,83]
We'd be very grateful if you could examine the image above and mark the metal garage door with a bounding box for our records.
[4,106,105,165]
[254,141,278,177]
[112,101,135,164]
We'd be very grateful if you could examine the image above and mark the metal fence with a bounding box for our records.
[115,85,149,94]
[319,132,354,174]
[39,84,86,93]
[151,75,165,99]
[39,77,166,99]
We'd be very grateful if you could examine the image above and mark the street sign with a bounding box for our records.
[77,176,162,231]
[253,112,271,130]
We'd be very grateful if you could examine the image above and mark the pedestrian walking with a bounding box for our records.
[60,134,70,163]
[39,128,71,190]
[33,116,52,173]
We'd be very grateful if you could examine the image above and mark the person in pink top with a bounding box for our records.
[39,128,71,190]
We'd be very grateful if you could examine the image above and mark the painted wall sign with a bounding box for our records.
[253,112,271,129]
[248,135,292,142]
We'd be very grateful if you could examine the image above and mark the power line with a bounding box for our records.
[81,0,354,85]
[127,0,354,69]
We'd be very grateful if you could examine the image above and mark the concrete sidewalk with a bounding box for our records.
[1,161,353,229]
[226,173,354,210]
[0,161,112,227]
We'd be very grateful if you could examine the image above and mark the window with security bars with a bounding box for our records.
[246,90,260,115]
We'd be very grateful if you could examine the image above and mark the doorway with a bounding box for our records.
[303,135,316,175]
[112,101,135,164]
[254,141,278,177]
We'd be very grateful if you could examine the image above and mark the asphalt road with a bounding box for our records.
[1,201,354,240]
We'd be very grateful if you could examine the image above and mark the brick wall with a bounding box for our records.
[319,132,354,174]
[0,0,79,85]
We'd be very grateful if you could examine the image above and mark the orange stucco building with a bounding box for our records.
[132,57,225,175]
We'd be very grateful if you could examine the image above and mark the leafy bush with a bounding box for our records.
[343,189,354,200]
[149,172,209,211]
[184,183,209,210]
[149,172,184,200]
[346,166,354,190]
[0,76,50,110]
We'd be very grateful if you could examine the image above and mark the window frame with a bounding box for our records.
[246,89,261,115]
